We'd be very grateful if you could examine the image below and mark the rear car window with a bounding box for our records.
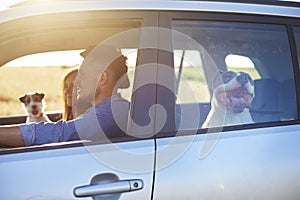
[173,21,298,130]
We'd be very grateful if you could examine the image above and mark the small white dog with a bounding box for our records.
[19,92,51,123]
[202,71,254,128]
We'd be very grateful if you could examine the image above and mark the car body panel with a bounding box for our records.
[154,124,300,199]
[0,139,155,199]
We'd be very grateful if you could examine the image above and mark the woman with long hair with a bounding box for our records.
[61,69,78,120]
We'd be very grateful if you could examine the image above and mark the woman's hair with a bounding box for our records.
[61,69,78,120]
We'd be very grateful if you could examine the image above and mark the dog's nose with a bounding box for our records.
[32,105,37,110]
[237,74,248,85]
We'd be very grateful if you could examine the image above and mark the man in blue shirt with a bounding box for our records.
[0,46,130,147]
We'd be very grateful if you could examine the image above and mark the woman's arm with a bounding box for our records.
[0,125,25,147]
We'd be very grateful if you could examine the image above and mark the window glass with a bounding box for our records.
[173,21,297,130]
[174,50,210,103]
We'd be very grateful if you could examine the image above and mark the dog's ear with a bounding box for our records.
[19,95,27,103]
[210,70,224,89]
[36,92,45,99]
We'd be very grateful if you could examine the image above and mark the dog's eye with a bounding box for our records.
[32,95,43,101]
[245,74,254,84]
[222,72,236,84]
[25,99,30,104]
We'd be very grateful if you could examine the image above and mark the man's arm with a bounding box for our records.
[0,125,25,147]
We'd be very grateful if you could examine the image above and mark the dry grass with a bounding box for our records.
[0,66,77,116]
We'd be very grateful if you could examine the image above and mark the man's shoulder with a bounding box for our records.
[93,93,130,111]
[110,93,130,104]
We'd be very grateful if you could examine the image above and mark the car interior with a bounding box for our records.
[0,11,298,139]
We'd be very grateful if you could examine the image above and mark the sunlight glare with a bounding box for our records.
[225,54,255,68]
[4,50,84,67]
[0,0,25,10]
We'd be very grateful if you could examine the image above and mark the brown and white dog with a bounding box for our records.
[19,92,51,123]
[202,71,255,128]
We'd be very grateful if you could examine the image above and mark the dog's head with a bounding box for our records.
[212,71,254,113]
[19,92,46,117]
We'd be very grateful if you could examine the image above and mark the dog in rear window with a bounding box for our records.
[19,92,51,123]
[202,71,254,128]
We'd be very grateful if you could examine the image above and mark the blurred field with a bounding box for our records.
[0,66,77,116]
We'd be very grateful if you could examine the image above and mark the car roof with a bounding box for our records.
[0,0,299,66]
[3,0,300,19]
[9,0,300,7]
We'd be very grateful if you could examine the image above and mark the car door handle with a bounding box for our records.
[73,179,144,197]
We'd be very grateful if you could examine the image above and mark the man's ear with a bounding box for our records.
[99,71,109,86]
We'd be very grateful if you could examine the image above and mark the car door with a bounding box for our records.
[0,140,155,199]
[153,10,300,199]
[0,5,159,199]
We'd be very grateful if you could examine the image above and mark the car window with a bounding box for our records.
[173,21,298,130]
[0,51,82,119]
[0,49,136,121]
[0,13,144,151]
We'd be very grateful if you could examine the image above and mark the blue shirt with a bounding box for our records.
[20,93,130,146]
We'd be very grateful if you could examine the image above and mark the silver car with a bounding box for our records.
[1,0,300,199]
